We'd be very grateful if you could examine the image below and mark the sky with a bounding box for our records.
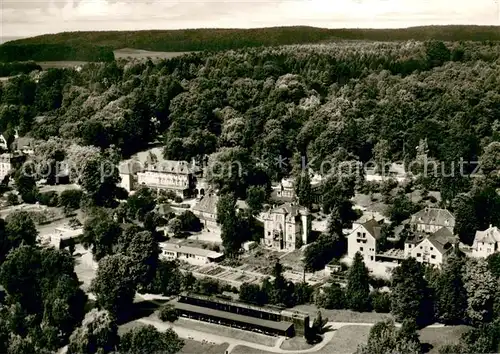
[1,0,499,40]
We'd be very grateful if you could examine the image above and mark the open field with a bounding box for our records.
[232,326,371,354]
[315,326,371,354]
[37,61,87,69]
[118,320,149,335]
[418,325,471,354]
[179,339,229,354]
[280,336,315,351]
[114,48,191,60]
[231,346,275,354]
[291,305,393,324]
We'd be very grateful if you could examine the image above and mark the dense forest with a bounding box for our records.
[1,39,500,242]
[0,62,42,77]
[0,44,115,63]
[2,25,500,61]
[1,34,500,354]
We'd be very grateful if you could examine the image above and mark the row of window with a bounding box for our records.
[416,253,436,259]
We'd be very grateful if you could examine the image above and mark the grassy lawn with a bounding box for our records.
[179,339,229,354]
[280,336,315,351]
[174,318,278,347]
[230,346,274,354]
[291,305,393,323]
[315,326,371,354]
[118,320,149,335]
[418,325,471,354]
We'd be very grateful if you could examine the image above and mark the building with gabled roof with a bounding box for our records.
[409,207,455,234]
[472,225,500,258]
[347,218,384,263]
[159,242,224,265]
[406,227,455,267]
[192,192,218,231]
[118,159,143,192]
[262,203,310,251]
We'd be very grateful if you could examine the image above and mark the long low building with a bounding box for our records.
[159,242,224,266]
[174,292,309,338]
[174,301,294,337]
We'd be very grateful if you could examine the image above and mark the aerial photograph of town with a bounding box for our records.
[0,0,499,353]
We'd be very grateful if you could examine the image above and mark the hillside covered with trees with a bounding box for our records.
[1,39,500,245]
[1,25,500,62]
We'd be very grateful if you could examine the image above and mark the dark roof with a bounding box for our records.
[410,208,455,227]
[270,202,307,216]
[173,301,293,332]
[146,160,194,175]
[358,218,383,240]
[433,227,454,240]
[405,231,426,245]
[192,194,218,214]
[427,234,453,255]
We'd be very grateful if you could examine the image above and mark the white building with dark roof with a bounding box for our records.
[405,227,455,267]
[137,159,196,198]
[192,193,218,231]
[347,218,384,263]
[160,242,224,265]
[472,225,500,258]
[118,159,143,192]
[262,203,310,251]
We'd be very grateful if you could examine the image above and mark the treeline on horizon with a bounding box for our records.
[0,61,42,77]
[0,43,115,63]
[3,25,500,57]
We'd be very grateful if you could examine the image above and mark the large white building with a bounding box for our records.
[159,242,224,266]
[347,218,383,263]
[472,225,500,258]
[137,160,196,198]
[262,203,310,251]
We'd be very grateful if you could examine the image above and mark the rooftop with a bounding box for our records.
[173,301,293,332]
[142,160,194,174]
[474,226,500,245]
[192,193,218,215]
[269,202,307,216]
[160,242,223,259]
[410,208,455,227]
[353,218,383,240]
[426,229,455,255]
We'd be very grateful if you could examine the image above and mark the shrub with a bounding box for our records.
[158,304,178,322]
[37,191,59,207]
[174,196,183,204]
[371,291,391,313]
[6,192,19,206]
